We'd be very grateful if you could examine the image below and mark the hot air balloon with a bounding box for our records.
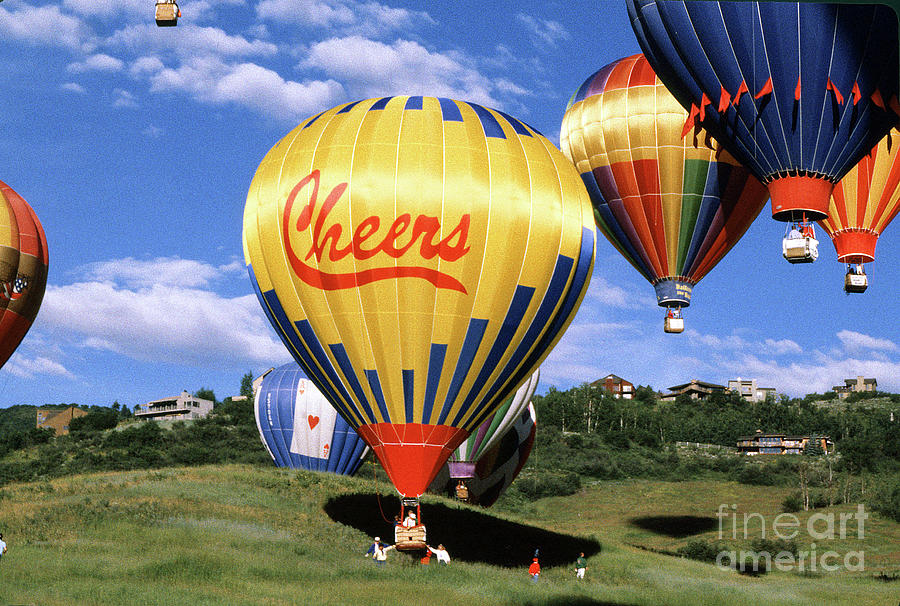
[820,129,900,293]
[430,402,536,507]
[0,181,48,368]
[243,96,594,547]
[628,1,899,262]
[447,368,539,486]
[560,54,769,333]
[254,363,369,475]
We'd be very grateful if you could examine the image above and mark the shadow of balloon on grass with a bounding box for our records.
[324,493,601,568]
[628,515,718,538]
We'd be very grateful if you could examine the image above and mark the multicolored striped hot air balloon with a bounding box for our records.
[628,1,899,226]
[820,130,900,293]
[243,97,594,512]
[0,181,48,368]
[447,368,538,480]
[560,54,768,333]
[430,401,536,507]
[254,363,369,475]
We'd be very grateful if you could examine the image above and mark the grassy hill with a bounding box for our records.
[0,464,897,605]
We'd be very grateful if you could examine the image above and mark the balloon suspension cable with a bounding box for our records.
[371,460,394,525]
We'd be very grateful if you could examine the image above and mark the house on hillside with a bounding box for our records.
[727,378,776,402]
[36,406,87,436]
[591,374,634,399]
[832,376,877,399]
[660,379,727,401]
[135,391,214,421]
[736,431,833,455]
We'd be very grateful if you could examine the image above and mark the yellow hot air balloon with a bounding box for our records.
[243,96,594,509]
[820,129,900,293]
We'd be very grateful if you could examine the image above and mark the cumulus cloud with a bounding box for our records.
[302,36,507,106]
[108,24,278,59]
[836,329,898,353]
[0,4,93,51]
[3,355,75,380]
[61,82,87,94]
[141,55,344,120]
[68,53,124,73]
[40,257,287,368]
[257,0,433,36]
[63,0,147,19]
[112,88,138,108]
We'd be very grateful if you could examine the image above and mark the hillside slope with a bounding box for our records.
[0,465,896,605]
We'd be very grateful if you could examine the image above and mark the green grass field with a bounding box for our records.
[0,465,897,605]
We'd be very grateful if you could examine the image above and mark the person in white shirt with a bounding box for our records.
[402,511,417,527]
[0,533,7,562]
[428,544,450,565]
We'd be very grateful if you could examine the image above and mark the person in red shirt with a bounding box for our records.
[529,557,541,582]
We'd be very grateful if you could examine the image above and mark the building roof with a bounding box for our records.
[666,379,727,392]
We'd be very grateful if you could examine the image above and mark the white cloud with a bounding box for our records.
[68,53,124,73]
[836,329,898,353]
[257,0,432,35]
[142,56,344,120]
[0,4,93,51]
[82,256,238,289]
[40,257,287,367]
[63,0,147,19]
[763,338,802,355]
[108,23,278,59]
[3,355,75,380]
[112,88,138,108]
[302,36,507,106]
[516,13,570,47]
[61,82,87,94]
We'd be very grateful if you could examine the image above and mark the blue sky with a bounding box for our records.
[0,0,897,410]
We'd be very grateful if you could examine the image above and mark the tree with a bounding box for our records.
[240,372,254,399]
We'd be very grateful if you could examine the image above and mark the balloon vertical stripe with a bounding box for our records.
[436,318,489,426]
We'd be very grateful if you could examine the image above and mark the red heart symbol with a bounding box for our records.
[308,415,319,430]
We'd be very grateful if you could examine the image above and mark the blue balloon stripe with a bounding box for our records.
[438,97,464,122]
[405,96,424,110]
[402,369,415,424]
[337,100,363,114]
[328,343,378,423]
[495,110,535,137]
[293,319,363,424]
[473,254,573,419]
[301,110,327,130]
[422,343,446,424]
[369,96,394,111]
[364,369,391,422]
[253,276,356,425]
[436,318,488,426]
[464,102,507,139]
[450,285,535,428]
[502,227,594,398]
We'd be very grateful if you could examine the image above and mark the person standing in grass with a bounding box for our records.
[427,544,450,565]
[574,552,587,579]
[364,537,394,566]
[0,533,6,562]
[529,557,541,582]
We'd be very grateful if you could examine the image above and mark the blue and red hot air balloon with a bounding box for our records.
[628,1,899,232]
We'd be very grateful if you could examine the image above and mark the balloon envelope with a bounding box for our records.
[0,181,48,368]
[821,130,900,264]
[255,363,369,475]
[448,368,538,478]
[628,0,899,222]
[244,96,594,497]
[560,54,768,309]
[431,402,536,507]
